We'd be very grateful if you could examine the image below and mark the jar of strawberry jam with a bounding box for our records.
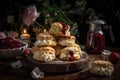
[85,19,106,54]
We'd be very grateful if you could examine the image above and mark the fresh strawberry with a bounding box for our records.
[109,52,120,64]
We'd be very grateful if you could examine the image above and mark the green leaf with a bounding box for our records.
[47,6,56,11]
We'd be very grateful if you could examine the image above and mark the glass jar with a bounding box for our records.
[85,20,106,53]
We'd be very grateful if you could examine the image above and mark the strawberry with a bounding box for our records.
[109,52,120,64]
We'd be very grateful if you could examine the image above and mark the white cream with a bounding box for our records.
[60,52,80,60]
[34,40,56,46]
[41,53,55,62]
[59,40,75,46]
[33,52,55,62]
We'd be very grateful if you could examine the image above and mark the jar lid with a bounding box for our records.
[86,16,106,24]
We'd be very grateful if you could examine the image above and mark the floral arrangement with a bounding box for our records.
[3,0,88,35]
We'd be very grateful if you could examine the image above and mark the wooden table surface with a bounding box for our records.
[0,47,120,80]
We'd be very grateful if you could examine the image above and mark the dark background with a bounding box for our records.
[0,0,120,48]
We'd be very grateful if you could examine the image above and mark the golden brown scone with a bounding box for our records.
[36,30,53,40]
[68,43,81,49]
[53,45,65,56]
[90,60,114,76]
[32,47,56,62]
[34,30,57,47]
[58,36,76,46]
[31,46,38,54]
[49,22,70,36]
[59,47,82,61]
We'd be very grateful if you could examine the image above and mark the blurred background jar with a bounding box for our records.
[85,18,106,54]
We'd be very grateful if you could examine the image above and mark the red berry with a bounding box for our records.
[24,49,30,55]
[109,52,120,64]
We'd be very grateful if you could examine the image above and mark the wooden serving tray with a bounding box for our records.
[26,51,89,73]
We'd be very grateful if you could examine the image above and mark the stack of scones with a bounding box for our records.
[31,22,82,62]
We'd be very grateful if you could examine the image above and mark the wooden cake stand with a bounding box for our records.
[26,51,90,73]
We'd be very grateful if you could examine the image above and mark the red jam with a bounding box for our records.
[60,22,68,35]
[0,37,23,49]
[86,32,105,53]
[69,50,75,61]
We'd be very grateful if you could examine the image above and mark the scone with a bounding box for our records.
[68,43,81,49]
[59,47,82,61]
[49,22,70,36]
[53,45,65,56]
[58,36,76,46]
[32,47,56,62]
[34,30,57,47]
[90,60,114,76]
